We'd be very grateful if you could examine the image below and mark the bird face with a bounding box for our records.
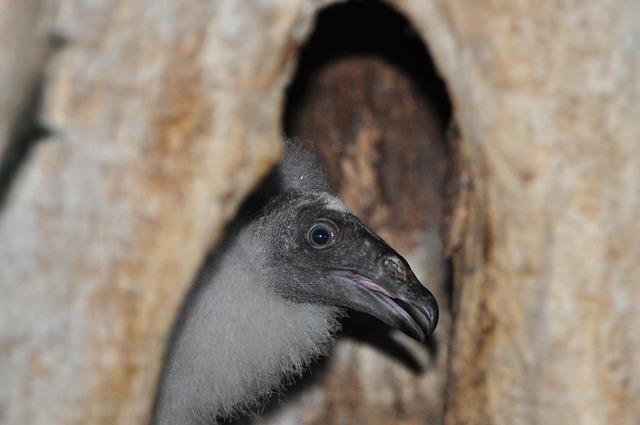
[261,193,439,341]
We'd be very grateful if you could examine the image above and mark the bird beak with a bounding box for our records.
[331,253,439,342]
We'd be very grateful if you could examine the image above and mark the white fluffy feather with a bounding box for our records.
[154,225,343,425]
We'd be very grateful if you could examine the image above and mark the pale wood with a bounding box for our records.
[397,1,640,424]
[1,1,639,424]
[0,1,314,423]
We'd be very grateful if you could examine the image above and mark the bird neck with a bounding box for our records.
[154,228,343,425]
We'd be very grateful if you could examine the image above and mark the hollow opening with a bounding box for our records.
[283,1,452,274]
[283,0,453,333]
[230,1,454,424]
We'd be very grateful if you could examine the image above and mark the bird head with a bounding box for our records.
[253,191,439,341]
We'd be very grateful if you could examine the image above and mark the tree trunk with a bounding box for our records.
[0,1,295,423]
[1,1,638,425]
[429,2,640,424]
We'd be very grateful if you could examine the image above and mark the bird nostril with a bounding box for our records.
[382,255,408,281]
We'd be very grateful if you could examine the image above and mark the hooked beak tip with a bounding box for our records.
[333,269,439,342]
[398,292,439,341]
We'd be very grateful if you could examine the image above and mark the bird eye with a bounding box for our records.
[307,221,337,249]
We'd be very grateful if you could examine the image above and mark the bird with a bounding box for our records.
[152,140,439,425]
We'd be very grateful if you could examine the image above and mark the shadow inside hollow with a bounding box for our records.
[0,78,50,209]
[0,34,64,209]
[284,0,452,137]
[341,311,438,373]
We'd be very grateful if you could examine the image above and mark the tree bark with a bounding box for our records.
[0,1,306,424]
[1,1,638,425]
[410,2,640,424]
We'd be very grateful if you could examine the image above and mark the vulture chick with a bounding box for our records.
[153,141,439,425]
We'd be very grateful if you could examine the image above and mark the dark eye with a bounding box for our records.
[307,221,337,249]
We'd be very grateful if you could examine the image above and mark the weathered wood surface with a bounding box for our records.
[0,1,312,424]
[412,1,640,424]
[1,0,639,425]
